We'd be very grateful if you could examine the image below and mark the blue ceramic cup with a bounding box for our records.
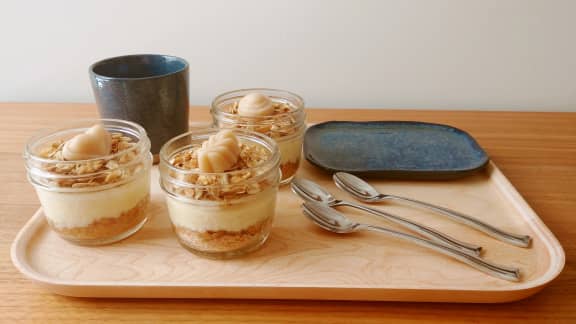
[90,54,189,160]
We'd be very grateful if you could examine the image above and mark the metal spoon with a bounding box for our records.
[333,172,532,248]
[302,201,521,282]
[291,178,482,256]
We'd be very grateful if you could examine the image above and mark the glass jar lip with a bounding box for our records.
[24,118,150,165]
[26,150,149,181]
[159,128,280,177]
[28,152,153,192]
[210,88,305,121]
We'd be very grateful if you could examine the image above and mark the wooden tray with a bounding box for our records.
[11,161,564,302]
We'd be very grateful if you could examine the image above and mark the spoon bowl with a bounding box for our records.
[333,172,381,201]
[302,202,357,233]
[291,178,337,204]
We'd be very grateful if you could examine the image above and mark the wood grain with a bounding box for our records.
[1,103,575,322]
[11,161,564,302]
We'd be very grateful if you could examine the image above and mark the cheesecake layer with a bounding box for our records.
[277,136,302,165]
[36,171,150,228]
[165,187,276,232]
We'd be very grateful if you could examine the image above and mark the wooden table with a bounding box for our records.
[1,103,574,322]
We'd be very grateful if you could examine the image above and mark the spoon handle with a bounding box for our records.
[378,194,532,248]
[339,201,482,256]
[359,224,521,282]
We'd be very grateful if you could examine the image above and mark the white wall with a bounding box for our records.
[1,0,575,111]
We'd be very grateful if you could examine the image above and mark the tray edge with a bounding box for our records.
[487,162,565,288]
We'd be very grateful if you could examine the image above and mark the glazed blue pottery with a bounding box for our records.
[90,54,189,157]
[303,121,489,179]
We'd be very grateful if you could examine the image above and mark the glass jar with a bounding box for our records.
[24,119,152,245]
[159,129,280,259]
[211,88,306,185]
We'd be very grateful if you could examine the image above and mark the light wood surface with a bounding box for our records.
[11,161,564,302]
[1,103,575,322]
[12,163,564,303]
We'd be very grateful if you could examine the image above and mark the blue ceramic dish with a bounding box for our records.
[303,121,489,179]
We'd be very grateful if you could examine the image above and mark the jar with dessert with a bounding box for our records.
[159,129,280,259]
[211,88,305,185]
[24,119,152,245]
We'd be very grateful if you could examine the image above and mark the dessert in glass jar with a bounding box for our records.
[211,88,305,184]
[24,119,152,245]
[159,129,280,259]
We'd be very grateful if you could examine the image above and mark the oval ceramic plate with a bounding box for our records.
[303,121,489,179]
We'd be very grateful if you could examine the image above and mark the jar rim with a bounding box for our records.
[210,88,305,122]
[28,153,152,192]
[24,118,150,165]
[159,128,280,182]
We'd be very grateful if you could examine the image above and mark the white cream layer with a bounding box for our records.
[165,187,277,232]
[277,136,302,165]
[36,172,150,228]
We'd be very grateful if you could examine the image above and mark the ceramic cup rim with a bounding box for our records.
[89,54,189,81]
